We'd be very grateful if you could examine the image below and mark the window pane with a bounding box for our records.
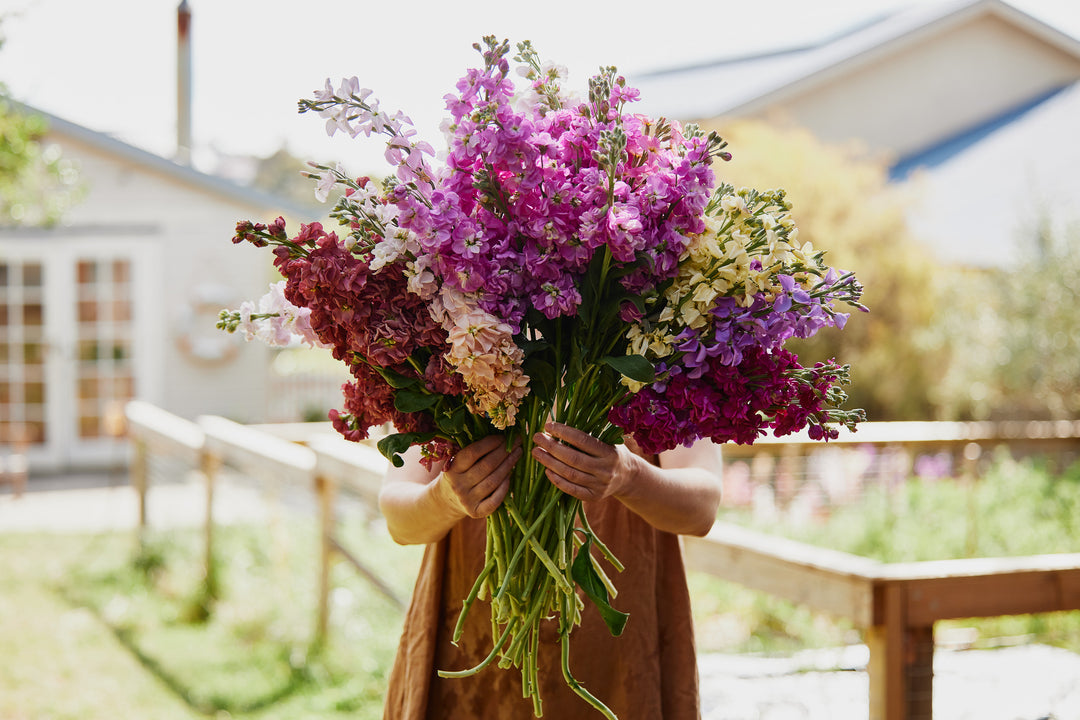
[79,415,101,439]
[25,382,45,405]
[22,263,43,288]
[22,343,44,365]
[78,300,97,324]
[78,340,99,361]
[23,303,43,327]
[26,420,46,444]
[79,376,99,400]
[115,375,135,398]
[77,261,97,284]
[113,299,132,322]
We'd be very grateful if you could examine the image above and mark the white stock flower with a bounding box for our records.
[239,281,328,349]
[314,163,344,203]
[406,255,437,298]
[373,202,399,226]
[369,236,404,272]
[238,299,258,341]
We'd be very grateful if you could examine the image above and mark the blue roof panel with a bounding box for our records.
[889,83,1074,181]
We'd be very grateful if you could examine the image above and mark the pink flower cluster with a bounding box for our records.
[385,43,716,333]
[431,289,530,428]
[609,346,849,455]
[260,220,459,465]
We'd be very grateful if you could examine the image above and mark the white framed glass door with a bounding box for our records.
[73,256,136,445]
[0,257,48,453]
[1,236,152,471]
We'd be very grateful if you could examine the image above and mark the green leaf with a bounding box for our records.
[394,389,439,413]
[374,365,419,389]
[522,357,556,400]
[569,336,590,383]
[599,354,655,383]
[518,337,550,357]
[571,534,628,637]
[377,431,436,467]
[435,406,467,436]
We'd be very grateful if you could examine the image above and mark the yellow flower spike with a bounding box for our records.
[648,336,673,357]
[679,305,703,327]
[692,283,718,304]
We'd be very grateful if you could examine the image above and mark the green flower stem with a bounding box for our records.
[492,491,562,603]
[499,575,552,669]
[528,623,542,717]
[505,503,574,596]
[438,616,519,679]
[452,555,496,644]
[559,596,617,720]
[576,506,624,572]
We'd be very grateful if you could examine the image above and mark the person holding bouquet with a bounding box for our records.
[379,425,722,719]
[222,34,864,720]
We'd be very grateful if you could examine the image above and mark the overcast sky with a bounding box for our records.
[2,0,1079,176]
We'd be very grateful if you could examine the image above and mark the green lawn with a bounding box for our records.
[1,519,421,720]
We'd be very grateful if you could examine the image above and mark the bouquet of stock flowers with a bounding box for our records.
[220,37,865,719]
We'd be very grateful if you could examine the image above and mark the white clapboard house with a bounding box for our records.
[630,0,1080,267]
[0,106,316,473]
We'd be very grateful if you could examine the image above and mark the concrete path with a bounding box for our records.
[699,643,1080,719]
[4,476,1080,719]
[0,472,269,533]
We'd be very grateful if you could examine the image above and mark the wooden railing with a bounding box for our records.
[125,402,1080,719]
[125,401,397,646]
[683,524,1080,719]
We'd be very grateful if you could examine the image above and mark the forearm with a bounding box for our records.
[378,437,519,545]
[378,444,465,545]
[613,450,722,537]
[379,474,464,545]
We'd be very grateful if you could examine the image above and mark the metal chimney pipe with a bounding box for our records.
[177,0,192,164]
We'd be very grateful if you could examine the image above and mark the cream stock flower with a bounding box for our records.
[433,288,529,429]
[720,192,747,216]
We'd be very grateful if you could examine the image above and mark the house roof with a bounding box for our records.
[628,0,1080,269]
[11,100,317,221]
[902,78,1080,268]
[629,0,1080,123]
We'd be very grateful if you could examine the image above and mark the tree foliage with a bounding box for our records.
[0,21,82,227]
[934,219,1080,420]
[249,146,326,211]
[997,221,1080,418]
[0,99,83,226]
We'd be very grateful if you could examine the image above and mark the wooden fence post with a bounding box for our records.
[131,436,149,543]
[867,582,934,720]
[201,448,221,601]
[315,473,337,646]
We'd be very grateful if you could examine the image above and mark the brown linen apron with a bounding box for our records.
[382,497,701,720]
